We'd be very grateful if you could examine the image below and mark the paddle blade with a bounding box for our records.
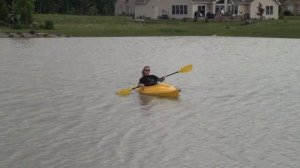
[116,88,132,96]
[179,64,193,73]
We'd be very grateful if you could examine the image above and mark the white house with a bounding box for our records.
[279,0,300,14]
[115,0,136,16]
[135,0,281,19]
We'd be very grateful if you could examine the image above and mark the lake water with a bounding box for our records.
[0,37,300,168]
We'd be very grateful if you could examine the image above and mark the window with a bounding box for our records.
[232,5,238,14]
[288,4,294,12]
[270,6,273,14]
[215,5,225,13]
[266,6,273,15]
[172,6,175,14]
[215,6,220,13]
[180,5,183,14]
[172,5,188,15]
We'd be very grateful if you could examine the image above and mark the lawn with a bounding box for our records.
[1,14,300,38]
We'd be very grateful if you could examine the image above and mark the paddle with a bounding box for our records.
[116,64,193,96]
[165,64,193,77]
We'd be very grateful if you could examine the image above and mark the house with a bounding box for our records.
[115,0,135,16]
[279,0,300,14]
[135,0,281,19]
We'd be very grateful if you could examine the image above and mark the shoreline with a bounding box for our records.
[0,32,69,38]
[1,14,300,39]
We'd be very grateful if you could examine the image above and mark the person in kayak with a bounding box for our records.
[138,66,165,87]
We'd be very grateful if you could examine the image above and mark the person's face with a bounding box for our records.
[143,68,150,76]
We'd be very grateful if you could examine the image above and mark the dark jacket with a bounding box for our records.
[139,75,164,86]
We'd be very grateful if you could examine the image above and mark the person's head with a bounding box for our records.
[142,66,150,76]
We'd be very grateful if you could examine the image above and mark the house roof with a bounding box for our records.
[278,0,287,3]
[139,0,281,5]
[192,0,280,4]
[232,0,281,5]
[232,0,254,4]
[279,0,300,5]
[192,0,216,3]
[135,0,149,5]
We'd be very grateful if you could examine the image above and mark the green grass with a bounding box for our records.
[1,14,300,38]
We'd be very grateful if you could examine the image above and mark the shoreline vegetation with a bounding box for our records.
[1,14,300,38]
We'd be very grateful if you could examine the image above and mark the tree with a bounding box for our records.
[10,0,35,24]
[0,0,9,21]
[257,2,264,20]
[32,0,117,16]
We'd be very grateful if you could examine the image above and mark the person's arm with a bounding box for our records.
[137,78,144,87]
[158,76,165,82]
[153,75,164,82]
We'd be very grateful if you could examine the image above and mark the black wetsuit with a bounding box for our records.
[139,75,164,86]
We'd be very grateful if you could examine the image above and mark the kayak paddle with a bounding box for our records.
[116,86,140,96]
[116,64,193,96]
[165,64,193,77]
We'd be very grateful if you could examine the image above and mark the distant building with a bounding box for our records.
[279,0,300,14]
[135,0,281,19]
[115,0,135,16]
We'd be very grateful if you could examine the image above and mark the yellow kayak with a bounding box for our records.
[137,83,180,98]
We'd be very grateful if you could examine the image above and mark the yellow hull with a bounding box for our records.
[137,83,180,98]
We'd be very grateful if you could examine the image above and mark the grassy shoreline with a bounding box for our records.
[1,14,300,38]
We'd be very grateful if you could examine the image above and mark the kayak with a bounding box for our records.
[137,83,180,98]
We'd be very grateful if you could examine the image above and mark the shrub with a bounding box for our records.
[182,17,189,22]
[29,30,36,35]
[88,6,98,15]
[279,14,284,19]
[283,10,292,16]
[145,17,151,21]
[159,14,169,19]
[12,24,23,29]
[0,20,5,26]
[0,0,9,21]
[44,20,54,29]
[206,12,215,19]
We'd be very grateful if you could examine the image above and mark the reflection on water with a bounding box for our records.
[1,37,300,168]
[138,94,180,107]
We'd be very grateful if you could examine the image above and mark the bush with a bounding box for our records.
[283,10,292,16]
[88,6,98,15]
[182,17,189,22]
[0,0,9,21]
[44,20,54,29]
[206,12,215,19]
[279,14,284,19]
[29,30,36,35]
[145,17,151,21]
[159,14,169,19]
[0,20,5,26]
[12,24,23,29]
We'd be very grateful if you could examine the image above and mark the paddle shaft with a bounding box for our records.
[165,71,179,78]
[131,86,140,91]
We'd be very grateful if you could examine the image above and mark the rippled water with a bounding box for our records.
[1,37,300,168]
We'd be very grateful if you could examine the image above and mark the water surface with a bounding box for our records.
[0,37,300,168]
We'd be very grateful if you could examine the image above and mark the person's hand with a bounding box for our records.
[137,83,144,87]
